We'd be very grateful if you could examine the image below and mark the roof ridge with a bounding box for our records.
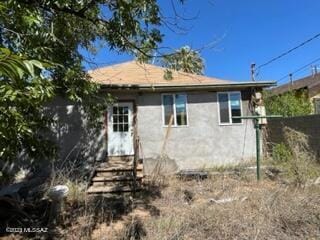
[88,59,275,88]
[88,60,233,83]
[88,60,137,73]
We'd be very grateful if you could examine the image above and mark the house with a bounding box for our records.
[78,61,274,175]
[271,73,320,114]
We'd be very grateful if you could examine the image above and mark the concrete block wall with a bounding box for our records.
[267,115,320,159]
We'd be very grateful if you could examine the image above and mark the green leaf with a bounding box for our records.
[29,60,44,69]
[23,60,35,77]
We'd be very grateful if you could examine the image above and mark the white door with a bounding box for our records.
[108,102,134,156]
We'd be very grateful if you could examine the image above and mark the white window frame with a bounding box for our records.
[161,93,189,127]
[217,91,243,126]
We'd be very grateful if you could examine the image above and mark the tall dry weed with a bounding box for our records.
[274,127,320,186]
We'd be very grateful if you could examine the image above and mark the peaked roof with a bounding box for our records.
[271,73,320,97]
[88,60,231,85]
[88,60,275,91]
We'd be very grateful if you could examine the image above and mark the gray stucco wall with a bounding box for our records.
[136,91,256,173]
[46,96,107,166]
[48,90,256,174]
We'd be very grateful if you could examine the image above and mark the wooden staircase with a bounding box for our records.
[87,156,144,194]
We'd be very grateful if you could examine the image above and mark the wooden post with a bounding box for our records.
[132,136,138,196]
[132,106,138,196]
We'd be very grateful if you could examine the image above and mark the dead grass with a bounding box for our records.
[140,175,320,240]
[84,172,320,240]
[271,127,320,186]
[9,127,317,239]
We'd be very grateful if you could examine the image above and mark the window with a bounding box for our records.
[218,92,242,124]
[162,94,188,126]
[112,106,129,132]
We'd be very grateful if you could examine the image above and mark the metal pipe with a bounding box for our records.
[255,120,261,181]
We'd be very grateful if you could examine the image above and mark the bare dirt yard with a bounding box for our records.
[90,172,320,240]
[1,170,320,240]
[2,129,320,240]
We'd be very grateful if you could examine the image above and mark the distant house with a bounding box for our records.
[50,61,274,174]
[271,73,320,114]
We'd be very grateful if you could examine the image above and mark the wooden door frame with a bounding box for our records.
[104,99,137,157]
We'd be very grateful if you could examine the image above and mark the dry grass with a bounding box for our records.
[139,175,320,240]
[15,126,317,240]
[271,127,320,186]
[84,172,320,240]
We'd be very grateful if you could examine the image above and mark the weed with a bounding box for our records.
[272,127,320,186]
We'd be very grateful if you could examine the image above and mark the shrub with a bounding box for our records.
[272,127,320,186]
[264,90,312,117]
[272,143,292,163]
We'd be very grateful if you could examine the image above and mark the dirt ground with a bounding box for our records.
[1,170,319,240]
[89,172,320,240]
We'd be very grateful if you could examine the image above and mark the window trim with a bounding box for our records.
[217,91,243,126]
[161,93,189,127]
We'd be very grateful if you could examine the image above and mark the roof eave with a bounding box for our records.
[100,81,276,92]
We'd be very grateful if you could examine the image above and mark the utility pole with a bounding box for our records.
[289,73,293,87]
[311,65,318,76]
[251,63,256,81]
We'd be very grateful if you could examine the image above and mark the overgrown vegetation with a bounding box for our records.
[264,90,312,117]
[2,127,319,239]
[139,177,319,240]
[79,173,320,240]
[271,127,320,186]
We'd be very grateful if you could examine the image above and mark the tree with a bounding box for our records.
[0,48,56,165]
[162,46,204,75]
[264,90,312,117]
[0,0,186,173]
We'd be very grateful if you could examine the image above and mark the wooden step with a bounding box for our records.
[107,156,134,162]
[96,164,143,172]
[92,175,143,182]
[92,181,142,187]
[87,185,141,194]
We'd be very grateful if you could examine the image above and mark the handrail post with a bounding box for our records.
[133,136,138,196]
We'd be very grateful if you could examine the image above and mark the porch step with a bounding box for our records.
[92,175,143,182]
[107,156,134,162]
[87,160,144,194]
[96,164,143,172]
[87,185,142,194]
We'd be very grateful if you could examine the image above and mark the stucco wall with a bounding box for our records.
[136,91,256,173]
[48,91,257,174]
[46,96,107,166]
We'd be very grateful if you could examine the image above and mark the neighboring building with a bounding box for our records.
[50,61,274,174]
[271,73,320,114]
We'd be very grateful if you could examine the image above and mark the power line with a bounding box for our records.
[257,32,320,70]
[277,56,320,83]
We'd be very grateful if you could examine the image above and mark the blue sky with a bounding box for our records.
[81,0,320,84]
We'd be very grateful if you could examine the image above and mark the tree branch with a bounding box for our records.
[20,0,157,58]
